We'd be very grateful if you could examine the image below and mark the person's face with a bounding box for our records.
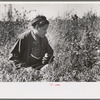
[36,24,49,38]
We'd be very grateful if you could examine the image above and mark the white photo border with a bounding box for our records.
[0,1,100,99]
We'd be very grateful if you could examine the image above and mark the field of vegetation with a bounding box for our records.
[0,7,100,82]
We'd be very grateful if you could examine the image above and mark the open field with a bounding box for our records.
[0,11,100,82]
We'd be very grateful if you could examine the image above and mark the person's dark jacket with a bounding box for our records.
[9,30,53,68]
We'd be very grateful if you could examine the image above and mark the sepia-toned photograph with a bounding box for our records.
[1,2,100,82]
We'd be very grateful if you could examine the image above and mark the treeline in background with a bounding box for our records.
[0,4,100,82]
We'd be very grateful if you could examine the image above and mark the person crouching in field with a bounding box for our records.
[9,15,54,70]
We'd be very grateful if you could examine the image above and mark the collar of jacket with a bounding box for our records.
[30,29,39,41]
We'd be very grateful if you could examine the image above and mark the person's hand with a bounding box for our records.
[42,53,49,65]
[42,57,48,65]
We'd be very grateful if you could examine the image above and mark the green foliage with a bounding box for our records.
[1,10,100,82]
[47,11,100,82]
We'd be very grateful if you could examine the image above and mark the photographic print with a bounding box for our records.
[0,1,100,82]
[0,1,100,99]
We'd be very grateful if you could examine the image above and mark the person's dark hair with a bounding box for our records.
[31,15,49,28]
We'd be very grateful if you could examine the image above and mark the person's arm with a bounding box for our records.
[8,35,25,64]
[47,42,54,63]
[47,42,53,58]
[42,37,54,65]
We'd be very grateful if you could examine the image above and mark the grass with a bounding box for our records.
[0,11,100,82]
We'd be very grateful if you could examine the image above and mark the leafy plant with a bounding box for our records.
[0,8,100,82]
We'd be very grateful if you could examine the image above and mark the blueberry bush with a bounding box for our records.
[0,8,100,82]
